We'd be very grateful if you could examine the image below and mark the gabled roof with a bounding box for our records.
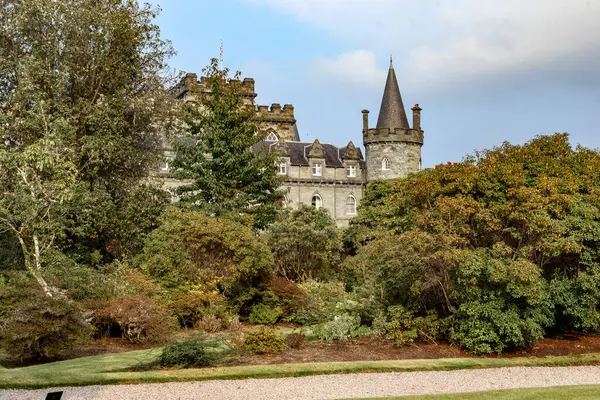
[257,140,364,168]
[376,59,409,130]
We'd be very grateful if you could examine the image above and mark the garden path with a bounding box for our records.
[2,365,600,399]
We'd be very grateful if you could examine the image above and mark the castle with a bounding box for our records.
[160,60,424,226]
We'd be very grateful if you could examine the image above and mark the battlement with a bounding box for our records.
[257,103,296,122]
[363,127,424,145]
[173,72,257,100]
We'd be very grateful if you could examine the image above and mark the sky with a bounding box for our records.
[154,0,600,167]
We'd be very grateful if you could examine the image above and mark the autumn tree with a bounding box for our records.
[172,59,284,230]
[0,0,174,295]
[344,133,600,353]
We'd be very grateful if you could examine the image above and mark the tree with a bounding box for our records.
[172,59,284,230]
[134,209,275,298]
[267,205,342,281]
[344,133,600,353]
[0,0,175,294]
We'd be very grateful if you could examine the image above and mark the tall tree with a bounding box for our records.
[0,0,174,294]
[172,59,284,230]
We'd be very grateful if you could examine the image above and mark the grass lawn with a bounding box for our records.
[1,349,600,390]
[350,384,600,399]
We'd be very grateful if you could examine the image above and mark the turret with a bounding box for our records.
[362,58,424,182]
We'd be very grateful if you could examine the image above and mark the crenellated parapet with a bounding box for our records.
[363,127,424,145]
[172,73,257,102]
[257,103,296,122]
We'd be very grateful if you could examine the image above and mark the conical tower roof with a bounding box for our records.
[376,58,409,130]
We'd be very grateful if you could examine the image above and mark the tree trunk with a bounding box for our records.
[17,235,55,297]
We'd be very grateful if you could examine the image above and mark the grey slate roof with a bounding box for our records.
[376,60,410,130]
[256,140,364,168]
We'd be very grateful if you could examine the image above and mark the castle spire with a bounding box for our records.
[376,58,409,130]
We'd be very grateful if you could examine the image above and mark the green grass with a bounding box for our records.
[1,350,600,390]
[349,384,600,399]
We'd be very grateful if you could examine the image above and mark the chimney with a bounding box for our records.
[362,109,369,132]
[411,104,422,130]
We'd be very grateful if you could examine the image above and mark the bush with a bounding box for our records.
[248,303,282,325]
[0,280,91,360]
[134,210,275,298]
[242,326,286,354]
[196,315,223,332]
[267,205,342,281]
[159,336,223,368]
[169,291,227,329]
[372,306,449,347]
[286,332,306,349]
[92,295,175,344]
[313,313,362,341]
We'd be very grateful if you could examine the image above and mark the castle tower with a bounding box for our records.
[362,59,423,182]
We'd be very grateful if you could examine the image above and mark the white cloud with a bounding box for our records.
[248,0,600,88]
[312,50,386,88]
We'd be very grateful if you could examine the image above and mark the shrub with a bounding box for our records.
[92,295,175,344]
[169,291,227,329]
[286,332,306,349]
[242,326,286,354]
[267,205,342,281]
[248,303,282,325]
[134,210,275,298]
[0,280,91,360]
[313,313,362,341]
[269,277,306,300]
[225,315,242,332]
[159,336,223,368]
[373,306,449,347]
[196,315,223,333]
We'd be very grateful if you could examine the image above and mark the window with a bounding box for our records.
[346,196,357,215]
[346,165,357,177]
[312,163,322,176]
[311,194,322,209]
[382,157,391,171]
[160,159,170,172]
[265,132,278,142]
[278,162,287,175]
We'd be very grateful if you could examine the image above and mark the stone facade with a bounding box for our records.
[159,60,423,226]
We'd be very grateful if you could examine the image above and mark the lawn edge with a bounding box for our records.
[1,353,600,390]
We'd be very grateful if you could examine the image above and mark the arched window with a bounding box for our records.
[382,157,391,171]
[265,131,278,142]
[346,195,357,215]
[311,194,322,209]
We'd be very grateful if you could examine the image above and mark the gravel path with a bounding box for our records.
[2,366,600,400]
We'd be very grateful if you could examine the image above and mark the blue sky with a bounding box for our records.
[155,0,600,167]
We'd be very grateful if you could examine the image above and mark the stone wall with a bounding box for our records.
[365,142,421,181]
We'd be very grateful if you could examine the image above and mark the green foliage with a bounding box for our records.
[0,279,91,360]
[168,290,227,329]
[372,307,449,347]
[173,59,284,230]
[344,134,600,353]
[267,205,343,281]
[135,209,275,298]
[313,314,362,342]
[92,295,175,344]
[248,303,283,325]
[0,0,175,294]
[158,336,223,369]
[242,326,286,354]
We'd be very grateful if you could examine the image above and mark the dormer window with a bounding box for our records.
[312,163,322,176]
[278,162,287,175]
[382,157,391,171]
[265,132,278,142]
[347,165,357,177]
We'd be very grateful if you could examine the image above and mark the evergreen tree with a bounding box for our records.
[173,59,284,229]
